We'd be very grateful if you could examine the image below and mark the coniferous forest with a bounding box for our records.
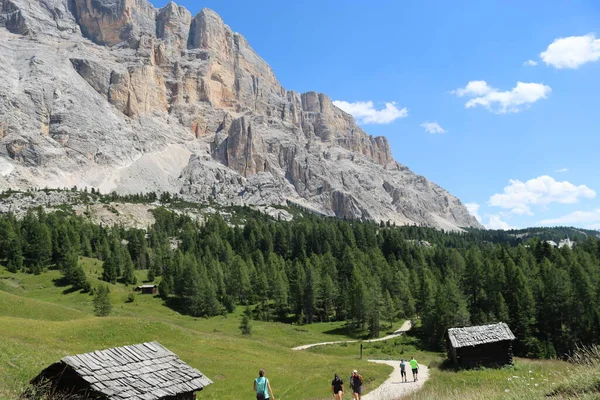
[1,204,599,359]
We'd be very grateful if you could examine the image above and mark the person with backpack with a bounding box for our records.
[410,356,419,382]
[399,359,408,383]
[254,369,275,400]
[331,373,344,400]
[350,369,363,399]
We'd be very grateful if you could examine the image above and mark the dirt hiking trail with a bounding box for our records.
[291,320,413,351]
[292,320,430,399]
[363,360,429,400]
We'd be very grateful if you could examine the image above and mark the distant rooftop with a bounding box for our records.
[448,323,515,348]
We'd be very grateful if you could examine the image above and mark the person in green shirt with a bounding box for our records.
[409,357,419,382]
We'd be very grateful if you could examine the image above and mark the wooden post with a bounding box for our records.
[360,343,363,360]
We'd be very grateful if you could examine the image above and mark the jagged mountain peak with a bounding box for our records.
[0,0,482,230]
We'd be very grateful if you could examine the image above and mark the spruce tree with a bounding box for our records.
[93,285,112,317]
[5,231,23,273]
[382,290,396,329]
[239,305,252,335]
[122,250,136,285]
[102,255,118,284]
[367,281,383,338]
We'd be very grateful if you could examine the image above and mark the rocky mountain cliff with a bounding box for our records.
[0,0,482,230]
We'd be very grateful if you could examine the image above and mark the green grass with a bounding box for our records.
[3,263,595,400]
[308,334,444,366]
[0,264,391,400]
[405,358,597,400]
[307,328,600,400]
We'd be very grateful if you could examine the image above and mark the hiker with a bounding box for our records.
[331,373,344,400]
[399,359,408,383]
[410,356,419,382]
[350,369,363,399]
[254,369,275,400]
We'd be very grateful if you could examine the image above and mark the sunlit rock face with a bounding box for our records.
[0,0,482,229]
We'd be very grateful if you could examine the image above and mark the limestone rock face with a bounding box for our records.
[70,0,157,46]
[0,0,482,230]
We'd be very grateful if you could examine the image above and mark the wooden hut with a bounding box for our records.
[29,341,212,399]
[135,284,158,295]
[446,323,515,368]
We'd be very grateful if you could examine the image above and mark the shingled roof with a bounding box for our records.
[448,323,515,349]
[32,341,212,400]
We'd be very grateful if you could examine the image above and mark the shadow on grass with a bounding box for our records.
[322,326,355,337]
[52,277,80,295]
[162,296,189,315]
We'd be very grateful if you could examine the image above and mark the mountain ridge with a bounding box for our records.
[0,0,482,230]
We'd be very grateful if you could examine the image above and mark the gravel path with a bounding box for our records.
[291,320,412,351]
[363,360,429,400]
[292,320,430,399]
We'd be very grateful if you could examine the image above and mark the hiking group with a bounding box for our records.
[256,357,419,399]
[331,370,363,400]
[400,357,419,383]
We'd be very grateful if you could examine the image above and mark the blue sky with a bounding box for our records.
[151,0,600,230]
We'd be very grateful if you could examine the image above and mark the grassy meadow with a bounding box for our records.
[2,259,599,400]
[0,260,391,400]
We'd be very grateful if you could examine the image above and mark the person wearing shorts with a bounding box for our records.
[350,370,363,399]
[400,359,407,383]
[331,373,344,400]
[410,357,419,382]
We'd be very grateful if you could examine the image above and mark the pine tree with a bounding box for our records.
[505,259,537,355]
[239,305,252,335]
[319,275,336,322]
[382,290,396,329]
[229,255,251,303]
[427,276,470,348]
[495,292,510,323]
[23,217,52,271]
[302,260,318,324]
[102,254,118,284]
[367,280,383,338]
[272,270,289,319]
[93,285,112,317]
[348,268,368,332]
[122,250,136,285]
[158,275,173,299]
[5,230,24,273]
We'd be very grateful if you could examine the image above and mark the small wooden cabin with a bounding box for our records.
[135,284,158,295]
[29,341,212,400]
[446,322,515,368]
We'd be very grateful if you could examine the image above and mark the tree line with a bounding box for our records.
[0,206,599,358]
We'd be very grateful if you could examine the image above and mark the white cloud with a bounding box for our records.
[524,59,538,66]
[465,202,482,223]
[452,80,551,114]
[540,209,600,226]
[489,175,596,215]
[540,34,600,69]
[452,80,493,97]
[555,168,569,173]
[333,100,408,124]
[420,122,446,134]
[486,214,516,230]
[465,203,516,230]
